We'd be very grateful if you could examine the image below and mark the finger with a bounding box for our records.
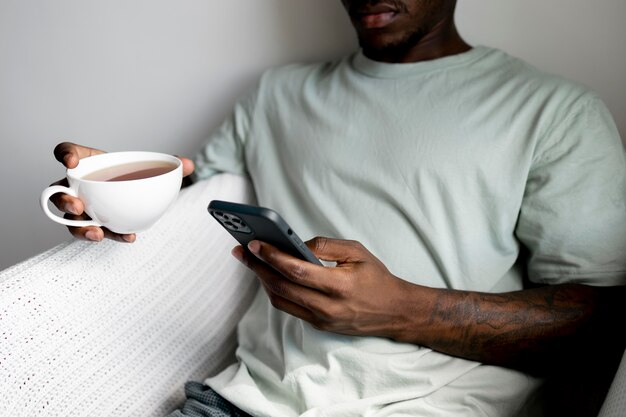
[259,285,320,326]
[233,245,330,309]
[247,240,334,293]
[102,228,136,243]
[66,222,135,243]
[306,237,371,264]
[49,187,129,241]
[54,142,105,169]
[175,156,195,177]
[49,188,85,215]
[65,220,104,242]
[233,244,293,284]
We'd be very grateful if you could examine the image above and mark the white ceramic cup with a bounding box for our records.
[40,151,183,234]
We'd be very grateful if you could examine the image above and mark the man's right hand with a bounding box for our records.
[50,142,195,243]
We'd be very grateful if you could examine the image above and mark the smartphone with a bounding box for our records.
[208,200,322,266]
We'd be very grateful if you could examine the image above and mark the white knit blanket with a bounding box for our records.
[599,349,626,417]
[2,172,625,416]
[0,173,258,417]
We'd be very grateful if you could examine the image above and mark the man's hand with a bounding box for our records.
[50,141,195,242]
[232,237,415,339]
[233,236,626,375]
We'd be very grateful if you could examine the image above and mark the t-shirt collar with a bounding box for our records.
[352,46,490,79]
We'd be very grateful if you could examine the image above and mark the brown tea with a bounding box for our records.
[82,161,177,182]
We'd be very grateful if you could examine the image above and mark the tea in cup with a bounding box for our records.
[40,151,183,234]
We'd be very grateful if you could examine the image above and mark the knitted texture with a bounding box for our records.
[599,350,626,417]
[0,173,258,417]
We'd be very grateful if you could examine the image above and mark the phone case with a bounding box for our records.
[208,200,322,265]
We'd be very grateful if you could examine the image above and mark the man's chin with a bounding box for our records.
[359,34,400,55]
[359,40,407,61]
[358,28,426,61]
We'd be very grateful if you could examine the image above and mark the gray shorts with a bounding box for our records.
[167,381,253,417]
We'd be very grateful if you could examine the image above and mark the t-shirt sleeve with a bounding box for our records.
[516,95,626,286]
[191,84,259,182]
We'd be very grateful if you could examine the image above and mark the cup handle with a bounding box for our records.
[40,185,101,228]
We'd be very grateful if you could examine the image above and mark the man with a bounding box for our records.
[50,0,626,415]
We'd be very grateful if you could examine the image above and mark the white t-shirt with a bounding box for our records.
[193,46,626,416]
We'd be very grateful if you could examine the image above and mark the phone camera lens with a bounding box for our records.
[216,213,251,234]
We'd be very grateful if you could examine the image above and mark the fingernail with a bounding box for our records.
[66,204,79,215]
[122,234,135,243]
[85,230,101,241]
[63,154,75,167]
[231,247,243,262]
[247,240,260,254]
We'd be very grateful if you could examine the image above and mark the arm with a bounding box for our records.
[233,237,626,374]
[397,281,624,372]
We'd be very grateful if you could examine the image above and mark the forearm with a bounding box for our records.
[237,237,625,374]
[395,282,625,373]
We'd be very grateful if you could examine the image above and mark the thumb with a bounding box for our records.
[54,142,105,169]
[305,237,370,263]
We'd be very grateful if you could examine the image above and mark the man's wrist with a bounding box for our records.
[389,280,437,345]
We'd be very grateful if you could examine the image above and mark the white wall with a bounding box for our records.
[457,0,626,141]
[1,0,624,271]
[0,0,356,271]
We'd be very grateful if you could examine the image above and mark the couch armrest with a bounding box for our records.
[598,349,626,417]
[0,173,258,417]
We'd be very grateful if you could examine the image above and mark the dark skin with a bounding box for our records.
[341,0,470,62]
[51,0,624,408]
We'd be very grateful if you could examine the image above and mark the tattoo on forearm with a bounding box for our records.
[423,284,597,367]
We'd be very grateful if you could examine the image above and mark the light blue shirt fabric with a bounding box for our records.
[194,46,626,416]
